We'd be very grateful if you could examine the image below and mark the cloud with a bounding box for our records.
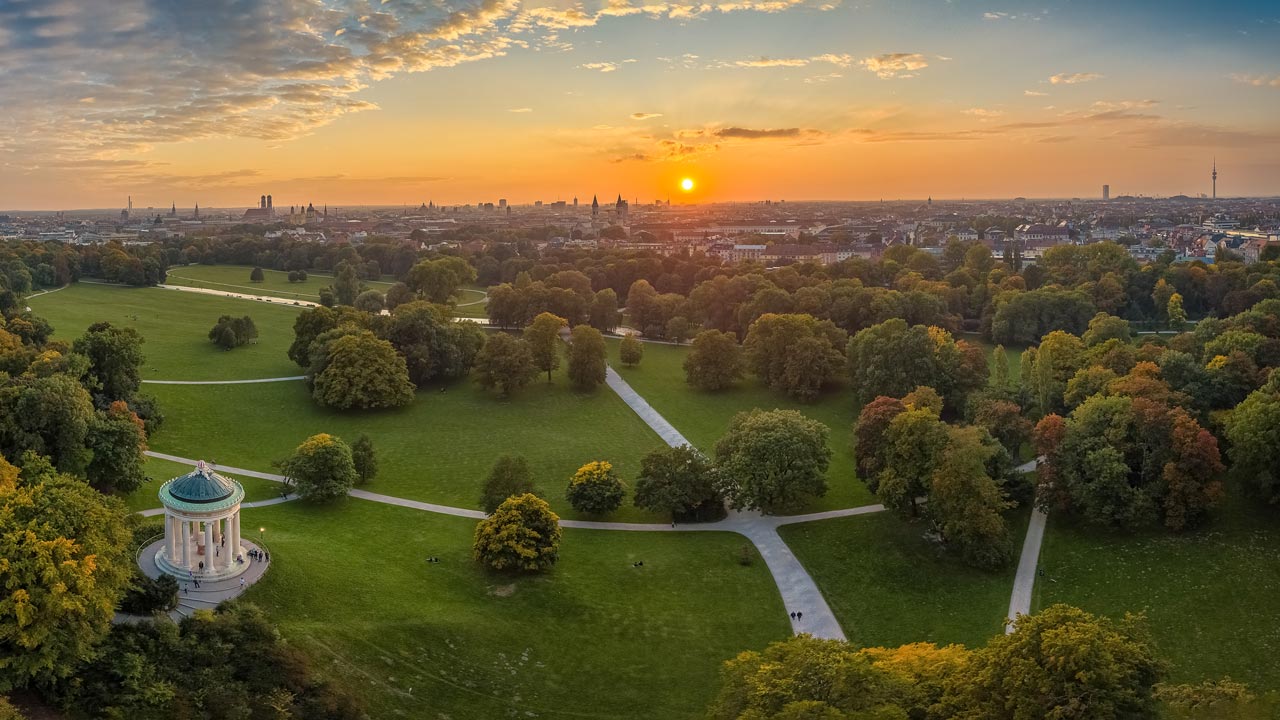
[1049,72,1102,85]
[631,112,663,120]
[803,73,843,84]
[580,62,620,72]
[1024,90,1048,96]
[1230,73,1280,88]
[716,127,803,138]
[507,107,533,112]
[963,108,1004,119]
[860,53,930,79]
[983,11,1008,20]
[730,53,852,69]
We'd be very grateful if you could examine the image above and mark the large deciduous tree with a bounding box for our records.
[383,301,484,386]
[72,322,144,403]
[683,329,743,391]
[474,332,537,397]
[567,324,607,391]
[618,333,643,367]
[281,433,359,502]
[928,426,1014,569]
[743,313,846,401]
[406,256,477,304]
[310,331,414,410]
[714,409,830,513]
[633,444,722,520]
[85,401,149,494]
[524,312,567,383]
[473,493,561,571]
[0,459,133,691]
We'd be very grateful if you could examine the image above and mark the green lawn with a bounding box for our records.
[1034,492,1280,689]
[145,361,669,522]
[29,283,303,381]
[164,264,393,301]
[780,508,1029,649]
[609,339,874,512]
[242,499,788,718]
[118,456,284,514]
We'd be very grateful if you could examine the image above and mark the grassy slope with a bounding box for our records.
[145,362,669,522]
[29,283,302,381]
[1034,492,1280,689]
[243,499,788,719]
[780,508,1030,649]
[609,339,874,512]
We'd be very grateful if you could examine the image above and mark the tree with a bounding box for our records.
[318,286,336,308]
[1026,330,1085,415]
[351,434,378,485]
[479,455,539,513]
[0,462,133,691]
[928,426,1014,569]
[744,314,846,401]
[1225,374,1280,504]
[877,407,948,516]
[847,319,946,405]
[633,444,722,520]
[208,315,257,350]
[991,343,1010,389]
[1082,312,1132,347]
[524,312,567,383]
[684,329,743,391]
[474,332,537,397]
[939,604,1164,719]
[619,333,644,367]
[249,266,265,282]
[406,256,477,304]
[281,433,359,502]
[354,289,385,314]
[473,493,561,571]
[311,331,415,410]
[565,460,626,514]
[331,261,362,306]
[708,635,910,719]
[72,322,145,403]
[971,397,1033,456]
[567,324,607,391]
[714,409,831,513]
[385,281,414,310]
[1167,292,1188,332]
[1153,278,1176,324]
[589,288,619,332]
[288,305,338,367]
[665,316,693,344]
[853,396,907,484]
[384,301,484,385]
[85,401,149,494]
[0,374,96,475]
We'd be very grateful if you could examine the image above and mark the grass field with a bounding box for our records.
[165,264,489,316]
[779,507,1030,649]
[609,339,874,512]
[145,362,669,522]
[1033,492,1280,689]
[164,264,393,301]
[242,499,788,718]
[118,456,285,514]
[29,283,303,381]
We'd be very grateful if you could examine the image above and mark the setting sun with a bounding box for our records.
[680,178,695,192]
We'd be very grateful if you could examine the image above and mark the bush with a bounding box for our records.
[619,333,644,367]
[473,493,562,571]
[480,455,539,513]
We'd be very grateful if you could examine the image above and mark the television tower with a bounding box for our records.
[1212,158,1217,200]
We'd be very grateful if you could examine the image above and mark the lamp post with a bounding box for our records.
[259,527,265,550]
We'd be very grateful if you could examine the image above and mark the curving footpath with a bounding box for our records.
[144,376,306,385]
[1005,457,1045,633]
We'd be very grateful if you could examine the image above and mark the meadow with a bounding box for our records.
[241,499,788,718]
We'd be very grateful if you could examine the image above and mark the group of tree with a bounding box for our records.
[708,603,1272,720]
[473,312,610,396]
[279,432,377,502]
[289,300,484,410]
[855,386,1022,568]
[208,314,258,349]
[0,317,154,495]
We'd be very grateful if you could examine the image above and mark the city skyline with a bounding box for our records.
[2,0,1279,210]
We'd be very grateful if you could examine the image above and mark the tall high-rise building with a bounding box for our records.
[1102,184,1110,201]
[498,198,507,208]
[1212,158,1218,200]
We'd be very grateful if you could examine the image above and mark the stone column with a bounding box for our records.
[213,517,222,545]
[230,511,240,561]
[180,519,191,568]
[203,520,213,574]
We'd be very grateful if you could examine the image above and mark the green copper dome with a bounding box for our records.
[158,461,245,513]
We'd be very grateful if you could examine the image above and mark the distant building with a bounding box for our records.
[1103,184,1110,201]
[242,194,275,221]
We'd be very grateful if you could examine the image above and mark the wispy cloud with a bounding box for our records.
[631,112,663,120]
[964,108,1004,119]
[1230,73,1280,88]
[730,53,852,69]
[861,53,930,79]
[580,62,621,72]
[716,127,804,139]
[508,107,533,113]
[1024,90,1048,97]
[1050,72,1103,85]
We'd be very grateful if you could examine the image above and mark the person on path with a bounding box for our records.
[240,578,246,589]
[789,612,796,620]
[797,611,803,620]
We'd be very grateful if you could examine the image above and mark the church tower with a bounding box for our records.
[591,195,599,218]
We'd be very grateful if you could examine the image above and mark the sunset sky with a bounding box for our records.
[1,0,1279,210]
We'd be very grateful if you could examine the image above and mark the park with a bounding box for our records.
[13,261,1277,717]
